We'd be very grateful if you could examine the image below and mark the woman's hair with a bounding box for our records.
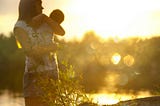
[18,0,42,24]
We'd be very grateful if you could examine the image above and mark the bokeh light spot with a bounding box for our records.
[111,53,121,65]
[123,55,135,67]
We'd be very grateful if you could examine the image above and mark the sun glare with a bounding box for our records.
[57,0,160,40]
[90,91,152,105]
[91,93,119,105]
[16,39,22,49]
[1,0,160,40]
[111,53,121,65]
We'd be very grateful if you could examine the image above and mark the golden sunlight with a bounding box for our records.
[90,91,152,105]
[48,0,160,40]
[111,53,121,65]
[90,93,119,105]
[1,0,160,40]
[0,14,17,36]
[123,55,135,67]
[16,39,22,49]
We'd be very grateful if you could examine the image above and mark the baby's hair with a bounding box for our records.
[49,9,64,24]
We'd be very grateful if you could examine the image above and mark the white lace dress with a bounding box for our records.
[14,20,59,97]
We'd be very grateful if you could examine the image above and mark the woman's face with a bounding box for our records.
[35,0,43,14]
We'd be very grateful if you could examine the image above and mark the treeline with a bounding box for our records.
[57,32,160,94]
[0,32,160,94]
[0,33,25,93]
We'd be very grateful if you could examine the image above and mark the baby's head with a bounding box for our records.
[49,9,64,24]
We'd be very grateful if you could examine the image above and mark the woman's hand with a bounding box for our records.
[31,14,47,29]
[29,43,58,56]
[31,13,65,35]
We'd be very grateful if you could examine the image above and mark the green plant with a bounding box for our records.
[37,63,91,106]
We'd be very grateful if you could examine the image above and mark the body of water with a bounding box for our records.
[0,90,24,106]
[0,90,154,106]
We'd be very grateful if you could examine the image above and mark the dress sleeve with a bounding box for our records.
[14,21,33,35]
[14,21,33,53]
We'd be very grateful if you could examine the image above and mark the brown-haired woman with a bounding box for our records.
[13,0,65,105]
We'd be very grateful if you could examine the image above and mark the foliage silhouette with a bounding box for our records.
[0,32,160,95]
[37,63,91,106]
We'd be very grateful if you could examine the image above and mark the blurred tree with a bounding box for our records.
[1,31,160,95]
[0,33,24,93]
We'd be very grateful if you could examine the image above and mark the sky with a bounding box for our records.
[1,0,160,41]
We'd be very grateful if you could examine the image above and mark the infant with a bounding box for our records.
[37,9,64,46]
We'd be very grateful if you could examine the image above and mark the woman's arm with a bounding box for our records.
[14,27,32,52]
[30,14,44,29]
[14,27,57,56]
[43,15,65,36]
[31,14,65,36]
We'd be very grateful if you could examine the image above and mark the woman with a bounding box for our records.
[13,0,65,105]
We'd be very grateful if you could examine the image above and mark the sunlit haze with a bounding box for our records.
[90,91,152,105]
[1,0,160,41]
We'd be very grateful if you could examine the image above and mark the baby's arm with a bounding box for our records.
[32,14,65,36]
[44,16,65,36]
